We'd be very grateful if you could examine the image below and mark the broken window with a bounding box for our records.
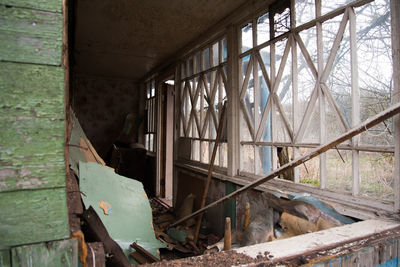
[237,0,394,201]
[178,37,228,168]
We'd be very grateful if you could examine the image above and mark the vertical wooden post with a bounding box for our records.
[349,7,360,196]
[224,217,232,251]
[227,25,240,177]
[243,202,251,232]
[390,0,400,211]
[316,0,327,189]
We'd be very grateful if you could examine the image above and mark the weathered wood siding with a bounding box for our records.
[0,0,69,262]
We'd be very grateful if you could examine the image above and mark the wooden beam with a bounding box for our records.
[349,6,361,196]
[391,0,400,211]
[170,102,400,227]
[193,101,227,244]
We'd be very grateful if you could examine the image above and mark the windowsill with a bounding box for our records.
[174,160,398,221]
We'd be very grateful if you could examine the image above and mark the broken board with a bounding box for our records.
[68,113,106,175]
[79,162,165,264]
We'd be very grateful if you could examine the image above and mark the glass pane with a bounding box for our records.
[240,111,252,142]
[240,145,255,173]
[212,42,219,67]
[188,57,194,76]
[195,52,201,73]
[241,22,253,53]
[203,47,210,70]
[201,141,209,164]
[222,38,228,62]
[257,13,270,45]
[192,140,200,161]
[322,14,343,66]
[298,147,320,187]
[256,146,272,175]
[181,63,186,79]
[260,46,271,77]
[360,152,394,200]
[302,99,320,144]
[276,46,293,129]
[295,0,315,26]
[326,149,352,192]
[356,0,393,146]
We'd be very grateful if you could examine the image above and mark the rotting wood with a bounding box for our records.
[171,102,400,227]
[244,202,250,232]
[193,101,227,244]
[11,239,78,267]
[224,217,232,251]
[130,242,159,263]
[82,206,130,267]
[0,188,69,247]
[86,242,105,267]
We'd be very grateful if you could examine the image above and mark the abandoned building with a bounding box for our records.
[1,0,400,265]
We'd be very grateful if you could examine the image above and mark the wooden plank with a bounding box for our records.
[11,239,78,267]
[227,25,240,177]
[0,188,69,247]
[0,117,65,192]
[82,206,130,267]
[0,62,64,118]
[0,0,62,13]
[0,250,10,267]
[349,7,361,196]
[0,5,63,65]
[390,0,400,212]
[170,102,400,226]
[234,220,399,262]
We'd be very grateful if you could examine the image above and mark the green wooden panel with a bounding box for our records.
[0,188,69,248]
[11,239,78,267]
[0,0,62,13]
[0,62,64,118]
[0,117,65,192]
[0,5,62,65]
[0,250,11,267]
[225,181,237,229]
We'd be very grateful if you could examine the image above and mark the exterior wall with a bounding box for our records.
[72,74,140,158]
[0,0,74,265]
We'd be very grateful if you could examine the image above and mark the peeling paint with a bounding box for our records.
[16,177,48,189]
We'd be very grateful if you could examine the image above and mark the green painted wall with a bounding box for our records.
[0,0,69,263]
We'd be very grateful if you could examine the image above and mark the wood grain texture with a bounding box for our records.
[0,62,64,118]
[0,5,62,65]
[0,188,69,247]
[0,117,65,192]
[11,239,78,267]
[0,250,11,267]
[0,0,62,13]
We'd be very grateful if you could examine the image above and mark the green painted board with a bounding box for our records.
[0,62,64,118]
[0,250,11,267]
[79,162,166,263]
[0,188,69,248]
[0,117,65,192]
[0,5,62,65]
[0,0,62,13]
[225,181,236,229]
[11,239,78,267]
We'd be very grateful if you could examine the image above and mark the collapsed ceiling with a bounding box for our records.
[73,0,248,80]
